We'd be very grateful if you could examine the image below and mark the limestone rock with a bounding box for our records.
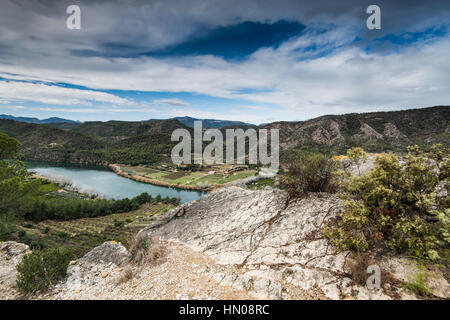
[80,241,131,266]
[140,186,449,300]
[0,241,31,299]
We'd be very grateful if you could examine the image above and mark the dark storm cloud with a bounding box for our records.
[0,0,449,58]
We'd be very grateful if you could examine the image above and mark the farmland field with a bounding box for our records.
[120,164,258,188]
[13,202,174,257]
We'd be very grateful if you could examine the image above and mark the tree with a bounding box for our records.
[0,133,19,160]
[0,133,38,217]
[280,153,338,200]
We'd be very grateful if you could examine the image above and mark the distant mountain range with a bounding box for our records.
[0,114,252,129]
[171,116,254,129]
[0,106,448,165]
[0,114,80,124]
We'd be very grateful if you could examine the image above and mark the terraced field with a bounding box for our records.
[16,203,173,257]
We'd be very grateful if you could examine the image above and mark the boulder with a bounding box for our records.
[80,241,131,266]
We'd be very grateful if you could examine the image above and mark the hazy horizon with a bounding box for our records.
[2,105,447,126]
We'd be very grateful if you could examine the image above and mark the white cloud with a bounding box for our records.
[153,98,189,106]
[0,17,449,123]
[0,81,134,106]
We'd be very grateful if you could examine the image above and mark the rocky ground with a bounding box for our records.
[0,240,322,300]
[139,186,450,300]
[1,185,448,300]
[0,241,30,300]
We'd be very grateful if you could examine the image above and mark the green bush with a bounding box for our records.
[246,178,275,190]
[0,216,15,241]
[25,192,180,222]
[402,266,433,297]
[114,220,125,228]
[16,248,74,294]
[56,231,71,240]
[281,153,338,199]
[324,145,449,262]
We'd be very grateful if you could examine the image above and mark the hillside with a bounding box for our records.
[0,119,191,165]
[2,186,448,300]
[0,106,448,165]
[265,106,449,156]
[0,119,100,163]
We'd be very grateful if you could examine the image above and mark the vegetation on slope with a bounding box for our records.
[0,132,180,294]
[1,106,448,166]
[322,145,449,263]
[0,119,191,165]
[266,106,450,159]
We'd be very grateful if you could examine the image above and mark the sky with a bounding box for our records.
[0,0,449,124]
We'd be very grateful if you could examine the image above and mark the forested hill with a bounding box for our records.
[0,106,448,165]
[0,119,191,165]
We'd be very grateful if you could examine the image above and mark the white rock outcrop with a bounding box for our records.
[0,241,31,299]
[140,186,449,300]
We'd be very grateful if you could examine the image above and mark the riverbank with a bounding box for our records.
[26,162,206,202]
[27,159,262,193]
[109,164,217,191]
[30,173,99,200]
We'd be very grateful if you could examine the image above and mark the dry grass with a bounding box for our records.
[346,252,400,288]
[116,235,168,286]
[129,234,167,266]
[346,252,375,286]
[117,266,134,285]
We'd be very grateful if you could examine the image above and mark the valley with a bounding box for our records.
[0,106,449,300]
[0,106,448,168]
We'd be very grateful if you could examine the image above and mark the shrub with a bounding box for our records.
[324,145,449,262]
[114,220,125,228]
[18,230,26,238]
[281,153,338,199]
[246,178,275,190]
[25,192,175,222]
[16,248,74,294]
[346,252,374,286]
[402,267,433,298]
[0,216,15,241]
[56,231,71,240]
[129,234,167,266]
[29,240,47,250]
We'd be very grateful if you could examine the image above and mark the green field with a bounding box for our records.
[121,165,258,187]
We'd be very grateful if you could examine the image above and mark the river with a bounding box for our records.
[25,162,208,203]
